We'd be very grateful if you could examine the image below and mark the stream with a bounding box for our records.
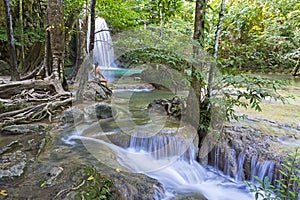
[60,68,257,199]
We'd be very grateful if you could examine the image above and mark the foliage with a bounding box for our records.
[245,176,280,200]
[96,0,193,33]
[276,147,300,200]
[220,74,292,120]
[246,147,300,200]
[213,0,300,73]
[75,165,113,200]
[97,0,140,31]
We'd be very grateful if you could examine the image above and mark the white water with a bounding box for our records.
[91,17,116,68]
[63,124,254,200]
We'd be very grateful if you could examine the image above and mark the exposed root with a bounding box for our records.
[0,78,73,128]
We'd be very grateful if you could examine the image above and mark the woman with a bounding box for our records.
[90,62,108,87]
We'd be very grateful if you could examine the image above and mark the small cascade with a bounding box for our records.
[224,152,231,176]
[251,157,275,182]
[235,152,245,181]
[126,134,254,199]
[207,144,276,184]
[128,133,195,161]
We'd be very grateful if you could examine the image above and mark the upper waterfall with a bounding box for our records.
[91,17,117,68]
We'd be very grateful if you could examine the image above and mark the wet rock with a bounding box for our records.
[0,141,21,154]
[85,102,113,120]
[140,65,188,91]
[41,166,64,187]
[106,132,130,148]
[0,150,27,178]
[200,123,288,184]
[83,81,112,100]
[1,124,48,135]
[111,171,164,200]
[173,192,208,200]
[148,96,185,118]
[60,107,85,126]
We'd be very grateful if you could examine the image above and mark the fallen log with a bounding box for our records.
[0,78,66,99]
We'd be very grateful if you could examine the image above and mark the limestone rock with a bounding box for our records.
[85,102,113,120]
[83,81,112,101]
[60,107,85,126]
[1,124,49,135]
[0,150,27,178]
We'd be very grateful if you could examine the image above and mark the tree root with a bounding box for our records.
[0,96,72,128]
[0,78,73,128]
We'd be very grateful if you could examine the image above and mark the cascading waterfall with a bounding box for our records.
[235,152,246,181]
[251,157,275,182]
[211,145,276,183]
[125,134,254,200]
[90,17,116,68]
[87,17,119,83]
[64,124,255,199]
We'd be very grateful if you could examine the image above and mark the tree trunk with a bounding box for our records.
[186,0,207,147]
[47,0,65,81]
[193,0,206,48]
[4,0,20,81]
[89,0,96,53]
[75,0,94,103]
[19,0,25,69]
[69,0,89,80]
[293,58,300,76]
[207,0,226,97]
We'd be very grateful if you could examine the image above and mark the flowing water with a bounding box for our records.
[78,17,300,199]
[91,17,117,68]
[62,77,255,199]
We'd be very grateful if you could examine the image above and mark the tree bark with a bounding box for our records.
[47,0,65,81]
[207,0,226,97]
[193,0,206,48]
[89,0,96,53]
[69,1,89,80]
[4,0,20,81]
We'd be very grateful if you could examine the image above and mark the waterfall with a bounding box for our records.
[125,134,254,200]
[90,17,117,68]
[251,157,275,182]
[128,134,194,161]
[235,152,245,181]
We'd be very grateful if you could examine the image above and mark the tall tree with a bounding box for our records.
[193,0,206,48]
[75,0,96,103]
[207,0,226,98]
[89,0,96,53]
[3,0,20,81]
[45,0,65,82]
[187,0,207,144]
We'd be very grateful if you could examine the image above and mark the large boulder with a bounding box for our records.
[60,107,85,127]
[84,102,113,120]
[83,81,112,101]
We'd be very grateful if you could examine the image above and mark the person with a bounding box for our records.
[90,62,108,87]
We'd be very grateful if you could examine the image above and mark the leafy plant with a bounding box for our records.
[75,165,114,200]
[245,176,280,200]
[276,147,300,200]
[246,147,300,200]
[220,74,292,120]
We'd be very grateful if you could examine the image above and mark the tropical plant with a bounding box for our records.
[75,165,114,200]
[246,147,300,200]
